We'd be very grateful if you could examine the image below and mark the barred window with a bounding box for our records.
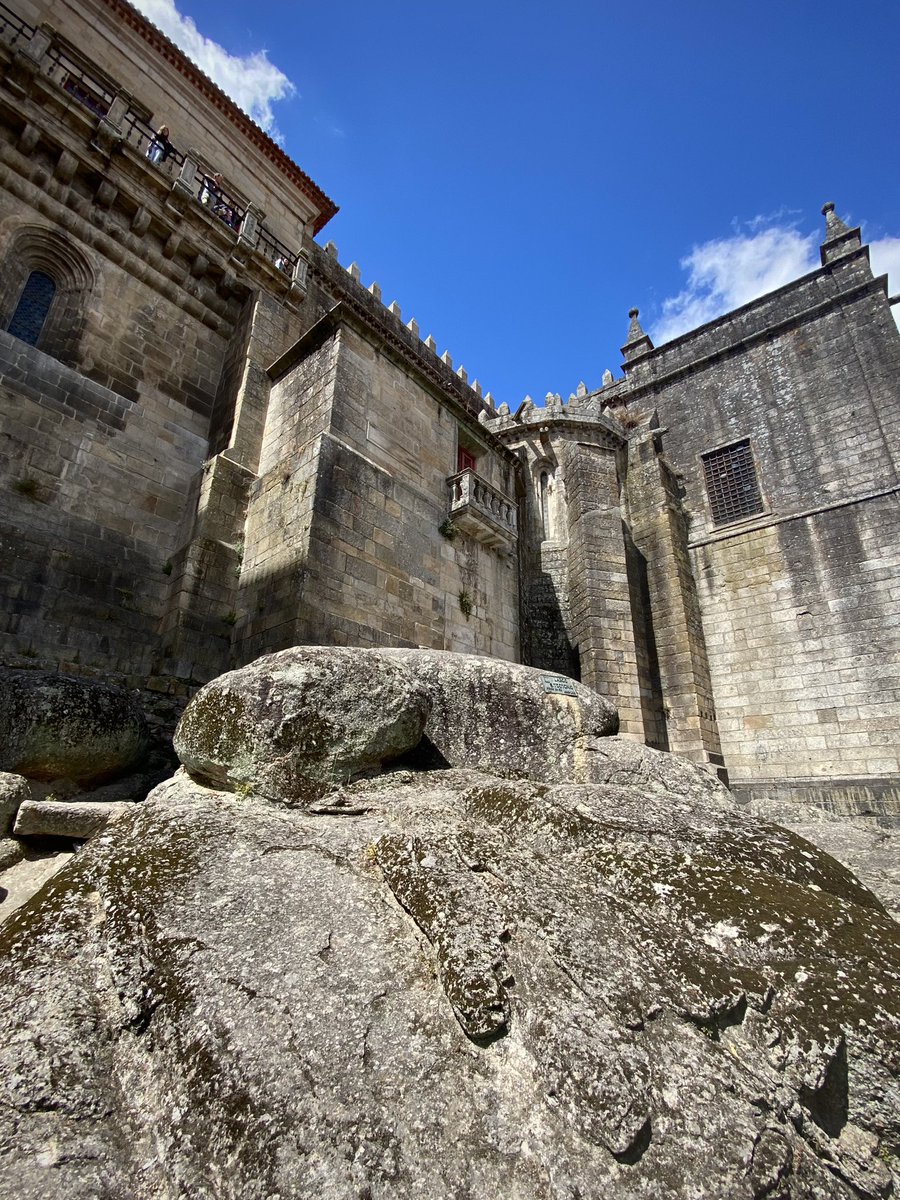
[702,439,763,525]
[8,271,56,346]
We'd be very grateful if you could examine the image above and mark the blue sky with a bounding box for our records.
[133,0,899,409]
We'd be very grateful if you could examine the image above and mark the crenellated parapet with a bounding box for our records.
[305,240,502,426]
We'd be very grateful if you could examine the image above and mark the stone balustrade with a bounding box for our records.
[446,469,517,551]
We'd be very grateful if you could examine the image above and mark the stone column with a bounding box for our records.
[171,149,199,204]
[8,22,53,94]
[22,22,53,63]
[91,90,130,156]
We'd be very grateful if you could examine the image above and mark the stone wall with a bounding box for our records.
[623,429,724,770]
[691,496,900,789]
[630,255,899,541]
[620,240,900,794]
[0,313,212,676]
[498,414,651,740]
[0,2,326,693]
[237,316,519,662]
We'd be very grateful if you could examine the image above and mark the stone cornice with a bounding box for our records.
[0,69,310,325]
[0,136,233,331]
[488,412,626,450]
[687,483,900,550]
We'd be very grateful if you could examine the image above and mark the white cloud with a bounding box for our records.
[652,219,900,344]
[870,238,900,329]
[130,0,295,136]
[651,223,819,345]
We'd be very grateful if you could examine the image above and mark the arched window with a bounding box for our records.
[0,227,94,365]
[7,271,57,346]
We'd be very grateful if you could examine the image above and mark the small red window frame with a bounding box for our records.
[457,447,477,473]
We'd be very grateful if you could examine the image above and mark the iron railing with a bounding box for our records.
[196,173,245,232]
[0,0,33,47]
[257,225,297,274]
[122,110,184,181]
[2,4,303,276]
[45,42,114,116]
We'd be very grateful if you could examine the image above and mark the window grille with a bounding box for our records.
[8,271,56,346]
[701,439,763,525]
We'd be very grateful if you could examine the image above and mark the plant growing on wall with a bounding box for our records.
[458,591,473,619]
[439,518,458,541]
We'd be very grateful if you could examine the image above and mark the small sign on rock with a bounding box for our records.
[540,675,579,696]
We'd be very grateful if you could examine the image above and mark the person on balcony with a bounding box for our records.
[199,171,224,207]
[199,173,240,230]
[146,125,173,165]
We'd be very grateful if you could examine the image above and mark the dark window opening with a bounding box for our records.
[8,271,56,347]
[702,439,763,525]
[457,446,478,473]
[540,470,550,537]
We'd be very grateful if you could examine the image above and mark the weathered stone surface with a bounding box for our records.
[13,798,135,840]
[0,837,24,873]
[73,768,172,806]
[747,794,900,920]
[0,772,29,836]
[23,777,81,803]
[581,735,728,797]
[0,768,896,1199]
[0,843,74,927]
[0,671,149,787]
[379,648,619,781]
[176,648,622,800]
[174,647,431,802]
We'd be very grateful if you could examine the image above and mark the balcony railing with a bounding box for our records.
[196,174,246,232]
[447,469,517,551]
[0,6,306,283]
[45,42,114,116]
[0,0,32,47]
[258,225,297,275]
[122,110,185,181]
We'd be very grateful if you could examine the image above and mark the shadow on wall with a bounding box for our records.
[623,524,669,752]
[0,499,167,676]
[521,571,581,681]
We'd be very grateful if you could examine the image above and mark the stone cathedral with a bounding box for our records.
[1,0,898,819]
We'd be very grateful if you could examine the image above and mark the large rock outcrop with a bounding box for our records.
[0,670,148,787]
[378,647,619,780]
[175,646,432,802]
[0,779,896,1197]
[0,648,897,1198]
[174,647,623,800]
[0,772,29,836]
